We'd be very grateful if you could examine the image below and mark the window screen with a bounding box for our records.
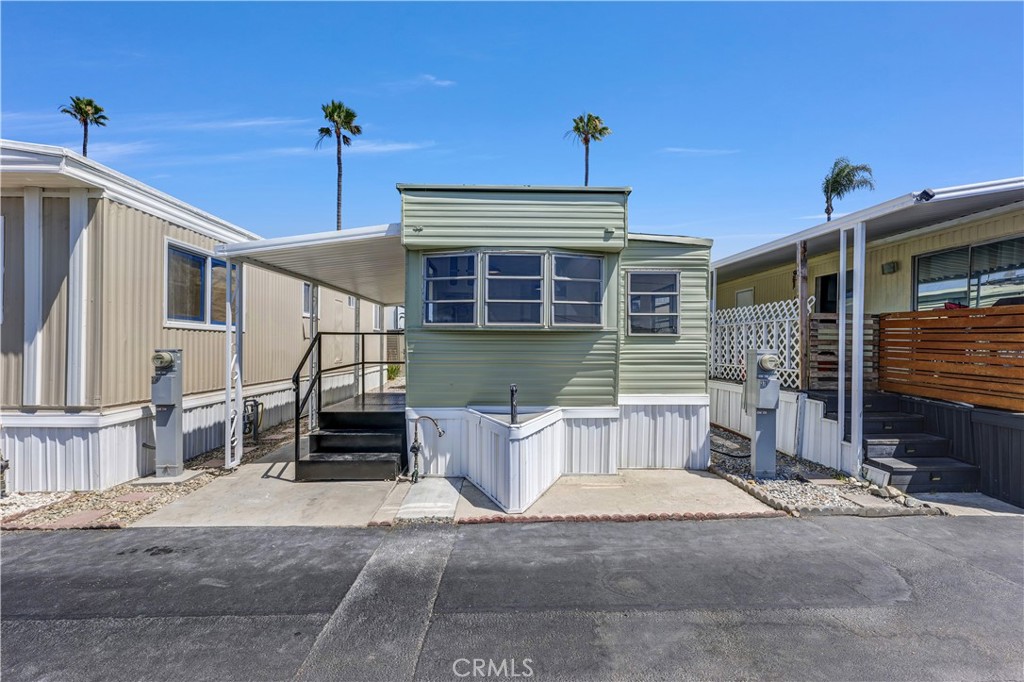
[628,272,679,335]
[486,254,543,325]
[553,254,602,325]
[424,254,477,324]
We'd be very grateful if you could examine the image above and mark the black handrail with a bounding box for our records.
[292,331,406,465]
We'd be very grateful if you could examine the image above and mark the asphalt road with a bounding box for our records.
[2,516,1022,681]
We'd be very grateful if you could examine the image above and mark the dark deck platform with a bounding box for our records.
[321,391,406,414]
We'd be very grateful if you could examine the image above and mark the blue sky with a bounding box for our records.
[2,2,1022,258]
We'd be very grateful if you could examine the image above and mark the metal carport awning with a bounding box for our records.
[216,222,406,470]
[215,222,406,305]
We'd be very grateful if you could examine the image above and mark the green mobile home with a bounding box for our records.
[220,185,714,512]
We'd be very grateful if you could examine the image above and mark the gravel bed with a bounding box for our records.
[0,492,73,523]
[709,427,923,516]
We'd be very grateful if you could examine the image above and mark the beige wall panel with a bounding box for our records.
[1,198,25,407]
[85,198,103,406]
[716,208,1023,314]
[99,199,359,406]
[40,198,70,406]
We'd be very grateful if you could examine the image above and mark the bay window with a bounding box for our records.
[422,250,605,328]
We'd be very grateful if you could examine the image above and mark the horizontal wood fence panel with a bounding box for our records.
[807,313,879,390]
[879,305,1024,412]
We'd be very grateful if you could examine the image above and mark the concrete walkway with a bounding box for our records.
[455,469,772,521]
[914,492,1024,517]
[132,461,397,527]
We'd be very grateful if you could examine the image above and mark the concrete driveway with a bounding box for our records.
[3,516,1022,681]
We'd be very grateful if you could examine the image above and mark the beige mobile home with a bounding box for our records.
[0,140,383,492]
[708,178,1024,506]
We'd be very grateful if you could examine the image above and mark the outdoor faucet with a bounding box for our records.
[410,416,444,483]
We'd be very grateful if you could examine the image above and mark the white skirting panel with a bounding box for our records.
[799,397,858,474]
[466,414,512,510]
[563,417,618,474]
[708,380,800,455]
[618,404,709,469]
[1,368,380,493]
[510,417,564,513]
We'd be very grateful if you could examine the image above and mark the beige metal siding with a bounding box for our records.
[715,208,1024,314]
[97,199,352,406]
[1,198,24,407]
[619,243,711,395]
[85,198,103,406]
[401,189,628,251]
[40,198,69,406]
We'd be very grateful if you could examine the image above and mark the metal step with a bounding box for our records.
[309,429,404,453]
[805,391,902,414]
[296,451,402,481]
[864,433,951,459]
[826,411,927,434]
[320,410,405,430]
[865,456,979,494]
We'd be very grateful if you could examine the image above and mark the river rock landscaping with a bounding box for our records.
[709,427,942,517]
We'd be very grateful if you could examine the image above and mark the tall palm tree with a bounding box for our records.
[822,157,875,221]
[59,96,108,157]
[565,113,611,186]
[315,100,362,230]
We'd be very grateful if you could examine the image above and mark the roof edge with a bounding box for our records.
[630,233,713,248]
[397,183,632,195]
[1,138,261,243]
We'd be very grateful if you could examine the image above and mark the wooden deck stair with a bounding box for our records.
[809,390,980,494]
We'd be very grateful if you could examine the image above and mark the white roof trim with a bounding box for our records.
[629,233,713,247]
[712,176,1024,270]
[1,139,260,244]
[217,223,401,257]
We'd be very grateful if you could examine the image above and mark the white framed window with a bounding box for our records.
[302,282,321,318]
[347,295,356,308]
[373,303,383,331]
[165,240,238,330]
[914,236,1024,311]
[628,271,680,335]
[552,253,603,326]
[735,287,754,308]
[424,253,477,325]
[485,253,544,325]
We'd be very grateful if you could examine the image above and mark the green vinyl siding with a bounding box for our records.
[619,242,711,395]
[401,188,628,252]
[405,329,618,407]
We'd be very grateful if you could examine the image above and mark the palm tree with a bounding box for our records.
[315,100,362,230]
[822,157,875,221]
[59,97,108,157]
[565,113,611,186]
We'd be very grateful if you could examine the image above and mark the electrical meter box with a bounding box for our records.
[151,349,184,477]
[743,349,781,415]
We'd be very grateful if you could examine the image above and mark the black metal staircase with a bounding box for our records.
[811,390,980,493]
[291,331,406,481]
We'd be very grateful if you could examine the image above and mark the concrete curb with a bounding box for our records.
[370,510,789,527]
[3,521,124,531]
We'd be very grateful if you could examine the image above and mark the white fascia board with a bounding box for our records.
[629,233,714,248]
[711,193,916,270]
[216,223,401,257]
[618,394,711,406]
[710,176,1024,271]
[1,139,260,244]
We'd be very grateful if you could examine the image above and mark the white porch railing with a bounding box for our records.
[710,299,809,390]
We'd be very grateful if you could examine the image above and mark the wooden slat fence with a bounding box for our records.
[878,304,1024,412]
[807,313,880,390]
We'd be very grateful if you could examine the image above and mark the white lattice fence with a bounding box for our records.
[710,299,809,389]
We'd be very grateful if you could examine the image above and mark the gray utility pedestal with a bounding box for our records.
[152,349,184,478]
[743,349,781,479]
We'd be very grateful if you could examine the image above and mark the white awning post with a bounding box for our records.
[851,222,867,471]
[837,230,847,451]
[309,285,319,432]
[224,260,244,469]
